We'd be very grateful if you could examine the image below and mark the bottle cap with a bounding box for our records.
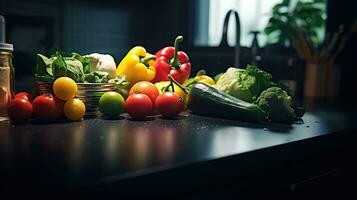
[0,15,14,51]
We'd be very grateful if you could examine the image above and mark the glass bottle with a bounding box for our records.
[0,15,15,121]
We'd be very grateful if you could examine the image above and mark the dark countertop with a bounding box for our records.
[0,105,356,198]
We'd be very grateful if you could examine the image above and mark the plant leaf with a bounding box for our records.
[84,71,109,83]
[64,57,84,82]
[52,51,68,79]
[71,52,91,74]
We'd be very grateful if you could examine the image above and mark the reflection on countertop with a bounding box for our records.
[0,105,355,191]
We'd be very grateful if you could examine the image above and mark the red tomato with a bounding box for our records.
[15,92,32,102]
[125,94,153,119]
[32,94,64,122]
[155,92,184,117]
[129,81,159,105]
[7,98,33,124]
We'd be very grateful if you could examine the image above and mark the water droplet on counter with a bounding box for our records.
[306,125,310,128]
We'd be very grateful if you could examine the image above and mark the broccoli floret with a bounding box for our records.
[255,87,296,123]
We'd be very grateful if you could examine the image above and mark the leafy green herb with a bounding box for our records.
[52,52,68,79]
[108,75,130,99]
[71,52,91,74]
[35,51,85,83]
[63,57,84,82]
[84,71,110,83]
[35,54,54,82]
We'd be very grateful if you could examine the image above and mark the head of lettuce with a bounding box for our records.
[215,65,273,103]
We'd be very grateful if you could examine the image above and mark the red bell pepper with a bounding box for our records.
[152,36,191,84]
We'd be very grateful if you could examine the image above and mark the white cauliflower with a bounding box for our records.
[85,53,117,78]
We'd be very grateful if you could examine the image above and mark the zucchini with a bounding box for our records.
[187,83,266,122]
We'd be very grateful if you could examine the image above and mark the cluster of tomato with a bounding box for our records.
[7,77,86,124]
[127,81,185,119]
[8,78,185,124]
[7,92,63,124]
[98,81,185,120]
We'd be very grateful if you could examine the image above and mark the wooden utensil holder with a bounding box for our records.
[304,62,340,98]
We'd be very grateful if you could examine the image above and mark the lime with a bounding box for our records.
[99,91,125,118]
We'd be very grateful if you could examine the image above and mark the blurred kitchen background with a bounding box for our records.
[0,0,356,102]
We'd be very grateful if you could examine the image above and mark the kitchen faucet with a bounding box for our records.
[220,10,240,67]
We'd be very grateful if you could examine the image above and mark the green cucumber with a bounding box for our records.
[187,83,266,122]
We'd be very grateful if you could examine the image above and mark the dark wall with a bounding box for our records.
[127,0,190,51]
[1,0,133,79]
[0,0,190,79]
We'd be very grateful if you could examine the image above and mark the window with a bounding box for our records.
[194,0,287,47]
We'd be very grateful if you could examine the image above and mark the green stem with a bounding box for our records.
[168,74,188,94]
[184,81,196,88]
[171,36,183,69]
[170,82,175,92]
[141,55,156,65]
[196,69,206,76]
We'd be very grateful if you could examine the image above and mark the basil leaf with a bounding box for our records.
[84,71,109,83]
[108,75,129,90]
[71,52,91,74]
[64,57,84,82]
[35,51,91,83]
[35,54,53,77]
[52,52,68,79]
[108,75,130,99]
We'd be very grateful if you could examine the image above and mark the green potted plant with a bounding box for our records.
[264,0,343,98]
[264,0,326,54]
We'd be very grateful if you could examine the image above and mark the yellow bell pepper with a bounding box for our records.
[155,81,187,100]
[116,46,156,85]
[194,75,215,85]
[183,70,215,88]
